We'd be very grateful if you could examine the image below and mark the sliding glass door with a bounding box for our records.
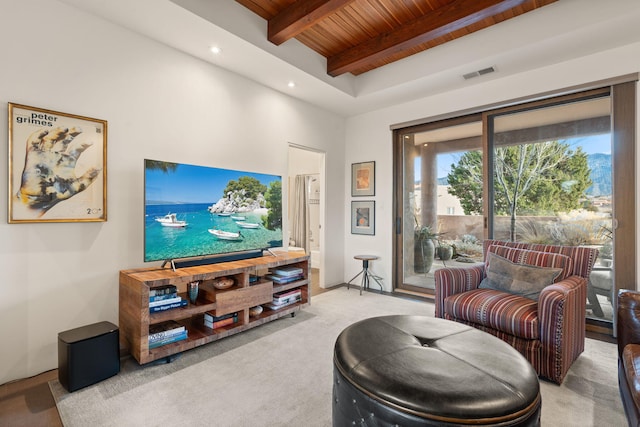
[395,115,483,294]
[393,82,636,334]
[488,93,615,322]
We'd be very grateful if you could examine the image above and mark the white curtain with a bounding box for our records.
[291,175,309,253]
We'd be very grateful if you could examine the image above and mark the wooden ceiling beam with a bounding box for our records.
[268,0,357,46]
[327,0,530,76]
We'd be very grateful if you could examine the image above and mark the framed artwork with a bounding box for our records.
[8,103,107,223]
[351,200,375,235]
[351,161,375,197]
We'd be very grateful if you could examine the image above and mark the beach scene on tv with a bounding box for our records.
[144,159,283,262]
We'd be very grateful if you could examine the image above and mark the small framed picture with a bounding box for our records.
[8,103,107,223]
[351,161,375,197]
[351,201,375,235]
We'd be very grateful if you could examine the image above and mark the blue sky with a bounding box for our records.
[433,133,611,180]
[145,160,280,204]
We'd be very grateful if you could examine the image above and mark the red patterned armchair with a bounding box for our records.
[435,239,598,384]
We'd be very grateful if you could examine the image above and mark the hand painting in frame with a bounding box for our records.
[351,161,375,197]
[351,201,375,235]
[8,103,107,223]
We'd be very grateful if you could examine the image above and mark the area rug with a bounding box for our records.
[50,287,626,426]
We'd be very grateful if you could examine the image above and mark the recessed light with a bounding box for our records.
[287,81,296,88]
[210,46,222,54]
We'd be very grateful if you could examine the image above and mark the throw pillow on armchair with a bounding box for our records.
[479,252,563,301]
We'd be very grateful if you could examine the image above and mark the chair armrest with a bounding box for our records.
[537,275,587,383]
[538,276,586,329]
[618,290,640,358]
[434,264,485,318]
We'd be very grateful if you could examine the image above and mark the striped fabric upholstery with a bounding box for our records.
[444,288,539,339]
[486,245,574,281]
[483,239,598,279]
[434,264,485,318]
[444,316,543,373]
[434,240,598,384]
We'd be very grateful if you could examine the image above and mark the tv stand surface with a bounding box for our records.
[119,252,310,364]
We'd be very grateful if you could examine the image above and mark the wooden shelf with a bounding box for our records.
[149,293,217,325]
[119,252,310,364]
[273,279,308,294]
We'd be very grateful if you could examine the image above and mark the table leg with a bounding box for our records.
[347,270,364,291]
[587,280,604,318]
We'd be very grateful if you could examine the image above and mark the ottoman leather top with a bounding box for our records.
[334,315,540,424]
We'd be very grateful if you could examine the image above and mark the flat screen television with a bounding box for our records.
[144,159,283,265]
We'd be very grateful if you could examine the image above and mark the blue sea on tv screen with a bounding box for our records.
[145,203,282,262]
[144,160,283,262]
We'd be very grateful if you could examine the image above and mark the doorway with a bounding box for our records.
[288,144,326,293]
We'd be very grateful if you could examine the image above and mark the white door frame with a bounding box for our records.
[288,143,326,288]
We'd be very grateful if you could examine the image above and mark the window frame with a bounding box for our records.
[392,81,636,336]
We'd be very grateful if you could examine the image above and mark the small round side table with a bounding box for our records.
[347,255,383,295]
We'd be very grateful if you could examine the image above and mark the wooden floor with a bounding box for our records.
[0,369,62,427]
[310,267,329,296]
[0,268,324,425]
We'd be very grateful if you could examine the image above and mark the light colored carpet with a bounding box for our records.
[50,287,626,426]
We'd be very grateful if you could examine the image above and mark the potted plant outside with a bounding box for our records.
[414,225,439,274]
[437,242,454,261]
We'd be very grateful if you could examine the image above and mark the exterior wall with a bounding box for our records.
[437,215,483,242]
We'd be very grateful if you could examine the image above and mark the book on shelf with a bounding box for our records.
[204,316,237,330]
[148,330,188,349]
[203,311,238,323]
[272,266,303,277]
[149,296,182,308]
[204,312,239,329]
[274,288,301,298]
[264,297,301,311]
[265,274,303,284]
[269,295,301,308]
[148,320,186,343]
[149,292,178,303]
[149,299,187,313]
[149,285,177,297]
[272,289,302,305]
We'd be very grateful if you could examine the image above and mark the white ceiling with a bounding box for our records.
[59,0,640,118]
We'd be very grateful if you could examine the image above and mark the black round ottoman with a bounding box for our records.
[333,315,541,426]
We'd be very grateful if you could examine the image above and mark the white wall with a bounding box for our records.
[344,42,640,292]
[2,0,639,387]
[0,0,345,384]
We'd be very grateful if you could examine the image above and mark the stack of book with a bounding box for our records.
[149,285,187,313]
[265,266,304,284]
[264,288,302,310]
[204,311,239,329]
[148,320,187,349]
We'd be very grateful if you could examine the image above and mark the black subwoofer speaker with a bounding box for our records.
[58,321,120,392]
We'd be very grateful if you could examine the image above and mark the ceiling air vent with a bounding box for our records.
[463,66,496,80]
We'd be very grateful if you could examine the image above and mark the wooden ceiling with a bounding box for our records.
[235,0,557,77]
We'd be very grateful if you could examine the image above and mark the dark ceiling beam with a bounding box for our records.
[268,0,356,45]
[327,0,528,77]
